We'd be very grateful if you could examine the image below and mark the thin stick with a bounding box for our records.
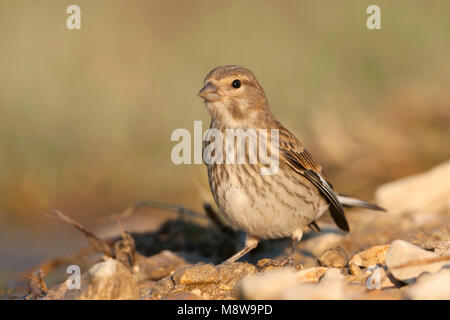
[99,200,205,222]
[50,209,114,258]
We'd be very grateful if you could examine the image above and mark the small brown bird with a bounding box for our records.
[198,65,383,264]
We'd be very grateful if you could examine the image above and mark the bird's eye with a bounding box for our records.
[232,79,241,89]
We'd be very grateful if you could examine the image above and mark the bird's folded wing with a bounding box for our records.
[278,128,350,232]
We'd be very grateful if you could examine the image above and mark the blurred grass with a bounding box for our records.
[0,0,449,228]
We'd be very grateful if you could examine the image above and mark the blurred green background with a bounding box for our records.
[0,0,449,281]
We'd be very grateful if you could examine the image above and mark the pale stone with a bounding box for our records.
[320,268,345,282]
[349,245,390,276]
[318,247,348,268]
[375,161,450,214]
[81,258,139,299]
[172,263,219,285]
[45,258,139,300]
[386,240,450,284]
[135,250,188,281]
[146,262,255,300]
[302,233,345,256]
[295,267,328,283]
[238,268,298,300]
[281,281,348,300]
[239,267,350,300]
[406,269,450,299]
[283,268,348,300]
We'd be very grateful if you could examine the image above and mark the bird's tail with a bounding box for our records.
[337,194,385,211]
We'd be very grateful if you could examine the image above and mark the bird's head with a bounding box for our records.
[198,65,271,126]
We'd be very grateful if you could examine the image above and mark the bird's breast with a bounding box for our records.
[207,163,326,239]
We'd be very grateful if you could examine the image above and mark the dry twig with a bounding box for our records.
[50,209,114,258]
[99,200,205,223]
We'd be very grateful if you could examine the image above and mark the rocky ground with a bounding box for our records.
[3,161,450,300]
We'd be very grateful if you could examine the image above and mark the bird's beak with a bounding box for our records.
[197,82,221,102]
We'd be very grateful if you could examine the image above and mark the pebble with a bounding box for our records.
[238,268,298,299]
[136,250,189,281]
[320,268,345,282]
[318,247,348,268]
[349,244,390,276]
[44,258,139,300]
[375,160,450,214]
[405,269,450,299]
[82,258,139,299]
[172,263,218,285]
[295,267,328,283]
[386,239,450,284]
[302,232,345,256]
[239,267,350,300]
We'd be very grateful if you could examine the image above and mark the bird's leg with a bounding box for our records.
[223,234,259,264]
[281,228,303,266]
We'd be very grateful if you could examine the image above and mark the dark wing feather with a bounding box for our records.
[309,221,322,232]
[302,170,349,232]
[278,127,350,232]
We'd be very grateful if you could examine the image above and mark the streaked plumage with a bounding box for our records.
[198,65,384,264]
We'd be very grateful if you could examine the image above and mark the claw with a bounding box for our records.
[280,256,295,267]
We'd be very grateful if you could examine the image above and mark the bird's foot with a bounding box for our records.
[280,256,295,267]
[257,257,302,271]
